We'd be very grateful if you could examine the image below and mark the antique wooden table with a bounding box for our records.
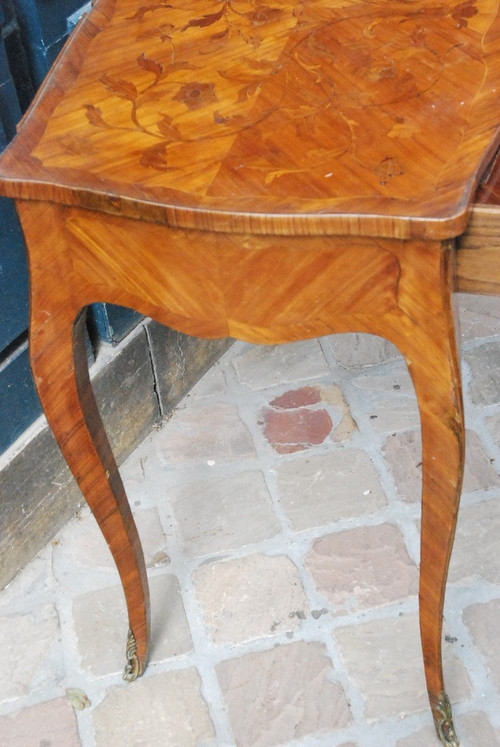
[2,1,500,744]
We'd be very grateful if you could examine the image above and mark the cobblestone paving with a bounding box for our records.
[0,294,499,746]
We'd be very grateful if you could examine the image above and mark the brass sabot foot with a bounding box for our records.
[122,628,144,682]
[433,692,459,747]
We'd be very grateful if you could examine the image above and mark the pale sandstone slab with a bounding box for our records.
[217,641,351,746]
[383,429,500,504]
[463,598,500,693]
[92,669,215,746]
[156,404,255,464]
[334,614,471,721]
[170,470,280,558]
[397,710,500,746]
[0,698,80,747]
[0,604,62,702]
[368,400,420,434]
[233,340,330,390]
[462,430,500,492]
[382,430,422,504]
[73,574,191,676]
[275,450,386,530]
[193,553,307,644]
[449,499,500,584]
[59,507,168,572]
[305,525,418,613]
[327,333,400,368]
[351,367,419,434]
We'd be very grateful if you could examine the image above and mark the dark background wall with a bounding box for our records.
[0,0,142,453]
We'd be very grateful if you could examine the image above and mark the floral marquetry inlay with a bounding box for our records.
[1,0,500,236]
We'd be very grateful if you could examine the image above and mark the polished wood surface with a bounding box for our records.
[1,1,500,745]
[1,0,500,238]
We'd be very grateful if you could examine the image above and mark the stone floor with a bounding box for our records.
[1,294,500,746]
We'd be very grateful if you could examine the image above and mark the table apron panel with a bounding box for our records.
[24,204,449,346]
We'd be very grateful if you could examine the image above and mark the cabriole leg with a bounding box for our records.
[387,246,464,746]
[20,201,150,680]
[407,334,463,747]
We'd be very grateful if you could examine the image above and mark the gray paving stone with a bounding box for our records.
[383,429,500,504]
[305,524,418,613]
[463,598,500,693]
[0,604,62,701]
[351,365,415,396]
[190,367,227,400]
[334,614,471,721]
[156,403,255,464]
[457,293,500,342]
[73,574,191,676]
[0,698,80,747]
[217,641,351,746]
[233,340,330,390]
[193,553,308,644]
[449,499,500,584]
[351,368,419,433]
[275,450,387,530]
[485,411,500,444]
[396,723,439,746]
[169,470,280,558]
[464,341,500,406]
[458,711,500,746]
[92,669,215,746]
[327,333,400,368]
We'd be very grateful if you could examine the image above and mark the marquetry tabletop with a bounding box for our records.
[1,0,500,238]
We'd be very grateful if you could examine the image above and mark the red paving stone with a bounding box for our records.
[262,406,333,454]
[270,386,321,409]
